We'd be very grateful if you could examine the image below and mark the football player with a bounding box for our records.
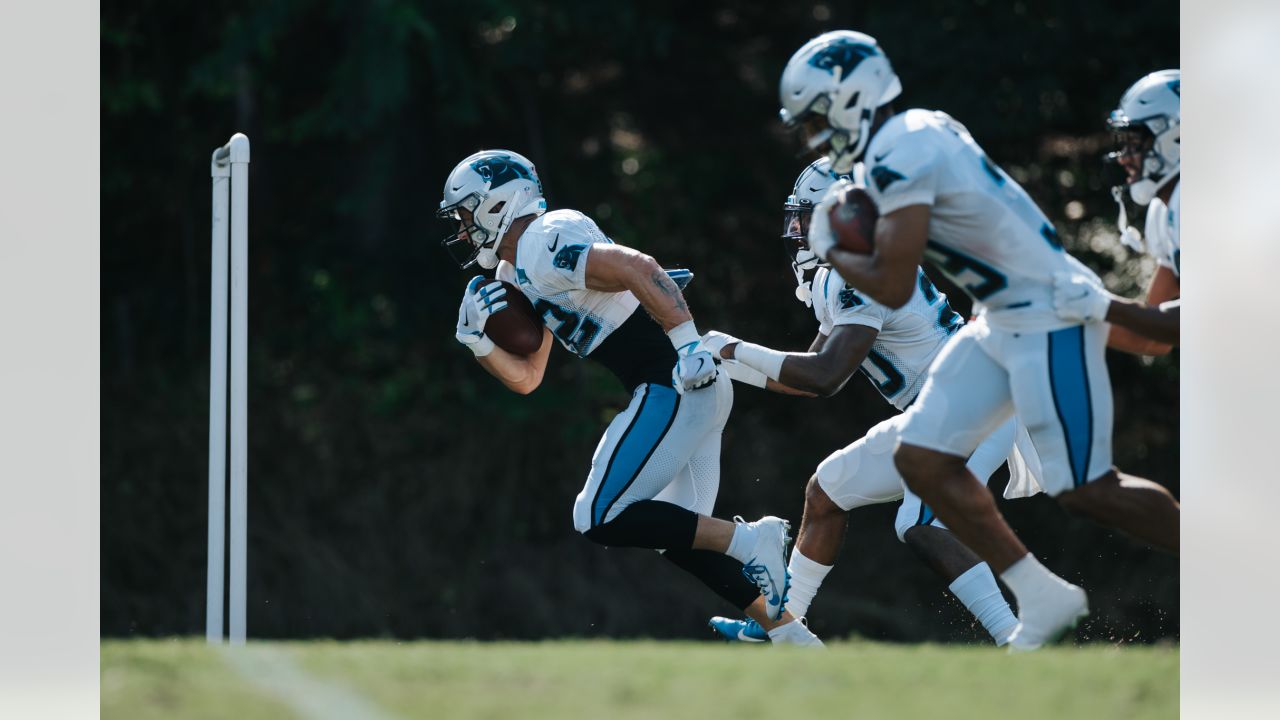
[705,158,1036,646]
[1053,70,1180,349]
[440,149,820,645]
[778,32,1181,650]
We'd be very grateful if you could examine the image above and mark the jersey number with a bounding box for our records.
[533,299,600,356]
[860,349,906,399]
[923,241,1008,302]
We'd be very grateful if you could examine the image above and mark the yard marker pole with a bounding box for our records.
[208,133,250,644]
[227,133,250,645]
[207,144,230,643]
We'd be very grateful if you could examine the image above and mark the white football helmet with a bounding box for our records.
[782,158,850,305]
[778,31,901,174]
[1108,69,1180,206]
[438,150,547,269]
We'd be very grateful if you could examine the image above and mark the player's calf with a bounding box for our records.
[1057,469,1180,554]
[795,475,847,566]
[894,442,1029,572]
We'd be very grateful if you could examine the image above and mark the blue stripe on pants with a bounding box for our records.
[1048,326,1093,487]
[591,384,680,526]
[916,502,935,528]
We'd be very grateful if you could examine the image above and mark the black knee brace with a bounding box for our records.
[582,500,698,550]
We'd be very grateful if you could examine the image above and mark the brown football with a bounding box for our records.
[486,280,543,355]
[828,185,879,254]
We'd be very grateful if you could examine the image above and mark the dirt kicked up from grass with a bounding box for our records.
[102,638,1178,720]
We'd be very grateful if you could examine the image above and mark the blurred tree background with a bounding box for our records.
[102,0,1179,642]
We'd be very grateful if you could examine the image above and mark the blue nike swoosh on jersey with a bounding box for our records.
[548,233,559,252]
[873,149,893,162]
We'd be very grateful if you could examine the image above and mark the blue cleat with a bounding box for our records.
[708,616,768,643]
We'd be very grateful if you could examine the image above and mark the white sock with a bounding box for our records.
[1000,553,1066,609]
[782,549,831,620]
[949,562,1019,646]
[766,618,806,642]
[725,522,755,564]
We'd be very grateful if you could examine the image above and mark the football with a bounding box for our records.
[485,280,543,355]
[828,185,879,254]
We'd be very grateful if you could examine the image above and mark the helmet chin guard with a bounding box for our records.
[1128,167,1178,206]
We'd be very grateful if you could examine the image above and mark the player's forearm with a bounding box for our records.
[1105,300,1177,354]
[780,354,852,397]
[476,350,543,394]
[474,331,552,394]
[826,247,914,308]
[723,342,848,397]
[764,378,819,397]
[628,261,694,331]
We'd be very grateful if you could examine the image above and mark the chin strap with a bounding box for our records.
[476,197,547,269]
[1111,186,1145,253]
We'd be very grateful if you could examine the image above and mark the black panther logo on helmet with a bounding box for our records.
[807,41,878,76]
[469,155,542,194]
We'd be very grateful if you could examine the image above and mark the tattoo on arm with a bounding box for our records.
[649,270,688,313]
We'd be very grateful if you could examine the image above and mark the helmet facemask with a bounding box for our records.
[785,95,867,175]
[782,198,826,306]
[1106,119,1178,206]
[438,193,494,269]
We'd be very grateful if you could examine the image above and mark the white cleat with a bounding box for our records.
[735,515,792,621]
[1007,582,1089,653]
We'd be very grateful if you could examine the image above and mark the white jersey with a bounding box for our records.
[496,209,638,357]
[1143,182,1180,278]
[863,109,1100,332]
[811,264,963,411]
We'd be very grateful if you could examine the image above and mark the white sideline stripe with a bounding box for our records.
[221,646,400,720]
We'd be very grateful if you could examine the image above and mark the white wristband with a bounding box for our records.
[735,342,788,382]
[667,320,701,355]
[467,335,496,357]
[1157,298,1181,312]
[722,359,768,388]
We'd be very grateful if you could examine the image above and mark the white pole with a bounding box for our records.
[208,133,250,644]
[206,148,231,644]
[227,133,250,645]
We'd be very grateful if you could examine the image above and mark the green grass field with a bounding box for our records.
[102,639,1178,720]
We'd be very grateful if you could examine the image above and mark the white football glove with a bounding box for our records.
[672,349,718,394]
[455,275,508,356]
[806,192,839,262]
[1051,272,1114,324]
[805,179,853,262]
[699,330,741,361]
[667,320,719,393]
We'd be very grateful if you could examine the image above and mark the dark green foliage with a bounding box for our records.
[102,0,1178,640]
